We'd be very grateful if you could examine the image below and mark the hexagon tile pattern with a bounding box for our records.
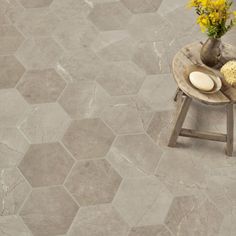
[19,143,74,187]
[1,0,236,235]
[62,118,115,160]
[20,186,78,236]
[65,159,122,206]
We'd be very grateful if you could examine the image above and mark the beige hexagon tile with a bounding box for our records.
[0,168,30,216]
[57,48,103,82]
[20,186,78,236]
[62,118,115,160]
[68,204,129,236]
[0,25,24,55]
[19,143,74,187]
[0,0,11,25]
[156,149,207,196]
[16,37,63,70]
[113,176,173,226]
[101,99,144,135]
[0,55,25,89]
[88,1,132,31]
[50,0,91,20]
[0,215,32,236]
[58,81,110,120]
[53,17,98,51]
[165,196,223,236]
[121,0,163,13]
[0,89,29,128]
[16,69,66,104]
[0,128,29,168]
[110,134,162,175]
[15,8,60,37]
[138,74,176,111]
[19,103,71,144]
[127,13,173,42]
[97,61,146,96]
[128,225,171,236]
[65,159,122,206]
[19,0,53,8]
[219,208,236,236]
[132,41,170,75]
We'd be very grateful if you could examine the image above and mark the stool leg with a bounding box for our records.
[226,103,234,156]
[168,96,192,147]
[173,88,183,102]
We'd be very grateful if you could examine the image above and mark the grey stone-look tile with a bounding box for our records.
[20,186,78,236]
[20,103,71,144]
[19,0,53,8]
[19,143,74,187]
[0,168,30,216]
[16,69,66,104]
[0,25,24,55]
[0,56,25,89]
[138,74,176,111]
[113,177,173,226]
[0,128,29,168]
[111,134,162,175]
[88,2,132,31]
[16,8,60,37]
[62,118,115,160]
[165,197,223,236]
[65,159,122,206]
[16,37,63,70]
[68,204,129,236]
[0,215,32,236]
[97,61,146,96]
[129,225,171,236]
[59,81,110,119]
[121,0,163,13]
[101,101,144,135]
[0,89,29,128]
[58,48,103,82]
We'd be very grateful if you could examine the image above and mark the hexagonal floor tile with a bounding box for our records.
[16,37,63,70]
[19,0,53,8]
[0,216,32,236]
[129,225,171,236]
[0,25,24,55]
[132,41,170,75]
[165,197,223,235]
[68,204,129,236]
[16,8,60,37]
[101,101,144,135]
[0,128,29,168]
[58,48,103,82]
[0,168,30,215]
[58,81,110,119]
[65,159,122,206]
[121,0,163,13]
[0,56,25,89]
[138,74,176,111]
[0,89,29,128]
[62,118,115,160]
[113,176,173,226]
[88,2,132,31]
[16,69,66,104]
[19,143,74,187]
[20,186,78,236]
[111,134,162,175]
[20,103,71,144]
[97,61,146,96]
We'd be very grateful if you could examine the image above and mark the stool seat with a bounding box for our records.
[169,42,236,156]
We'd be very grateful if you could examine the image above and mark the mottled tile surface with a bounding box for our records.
[1,0,236,235]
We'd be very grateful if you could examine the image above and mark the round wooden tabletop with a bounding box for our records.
[172,42,236,105]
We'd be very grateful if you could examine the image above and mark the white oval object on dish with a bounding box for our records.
[189,71,214,91]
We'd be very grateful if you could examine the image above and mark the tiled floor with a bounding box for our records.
[1,0,236,235]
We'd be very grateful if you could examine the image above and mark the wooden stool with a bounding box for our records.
[168,42,236,156]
